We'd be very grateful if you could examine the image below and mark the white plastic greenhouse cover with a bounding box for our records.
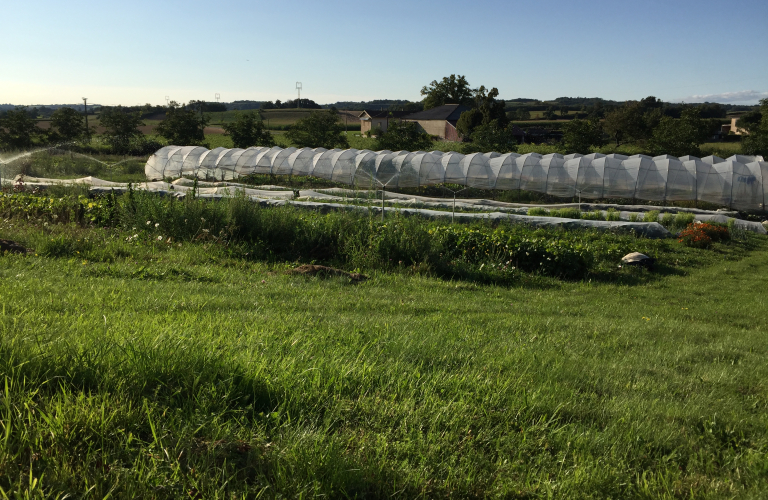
[460,153,495,189]
[271,147,298,176]
[490,153,522,190]
[144,146,768,210]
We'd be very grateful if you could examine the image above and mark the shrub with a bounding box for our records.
[677,222,729,248]
[643,210,660,223]
[581,210,605,221]
[674,212,695,229]
[550,207,581,219]
[527,207,549,216]
[660,212,675,228]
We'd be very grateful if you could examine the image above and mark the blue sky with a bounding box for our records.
[1,0,766,106]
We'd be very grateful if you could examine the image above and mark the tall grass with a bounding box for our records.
[3,189,753,285]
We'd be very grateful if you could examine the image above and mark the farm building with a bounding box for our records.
[721,113,749,136]
[358,110,411,135]
[401,104,471,142]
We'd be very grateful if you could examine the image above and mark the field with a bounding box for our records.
[0,189,767,497]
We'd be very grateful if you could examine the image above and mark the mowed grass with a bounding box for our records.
[1,217,767,497]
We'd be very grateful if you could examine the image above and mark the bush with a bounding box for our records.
[581,210,605,221]
[527,207,549,216]
[643,210,660,223]
[549,207,581,219]
[678,222,730,248]
[660,212,675,228]
[673,212,695,230]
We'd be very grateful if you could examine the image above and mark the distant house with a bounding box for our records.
[402,104,471,142]
[358,110,411,135]
[721,113,748,136]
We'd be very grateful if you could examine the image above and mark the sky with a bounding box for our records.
[1,0,767,106]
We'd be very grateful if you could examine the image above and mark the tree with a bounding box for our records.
[420,74,474,110]
[457,87,507,138]
[463,122,519,154]
[543,106,557,120]
[223,111,274,148]
[0,107,40,150]
[648,107,711,157]
[603,98,664,146]
[512,108,531,121]
[375,120,433,151]
[285,110,348,149]
[50,107,84,142]
[456,108,483,138]
[155,101,208,146]
[738,98,768,157]
[100,106,149,153]
[562,119,605,154]
[473,86,507,126]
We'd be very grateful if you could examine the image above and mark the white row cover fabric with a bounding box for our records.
[146,147,767,210]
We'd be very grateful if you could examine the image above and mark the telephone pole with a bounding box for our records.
[296,82,302,108]
[82,97,90,143]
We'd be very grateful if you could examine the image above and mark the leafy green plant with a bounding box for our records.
[527,207,549,216]
[643,210,660,223]
[606,208,621,221]
[549,207,581,219]
[674,212,695,229]
[660,212,675,228]
[581,210,605,221]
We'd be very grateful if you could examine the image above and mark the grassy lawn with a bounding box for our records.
[0,192,767,497]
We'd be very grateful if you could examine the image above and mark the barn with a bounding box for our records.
[402,104,471,142]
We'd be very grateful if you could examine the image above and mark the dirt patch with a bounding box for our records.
[0,239,32,255]
[288,264,367,282]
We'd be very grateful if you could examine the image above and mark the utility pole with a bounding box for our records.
[296,82,302,108]
[165,96,170,106]
[215,93,220,103]
[82,97,90,143]
[199,100,205,139]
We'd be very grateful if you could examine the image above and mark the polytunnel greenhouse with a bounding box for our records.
[145,146,768,211]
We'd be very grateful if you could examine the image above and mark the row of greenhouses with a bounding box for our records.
[145,146,767,211]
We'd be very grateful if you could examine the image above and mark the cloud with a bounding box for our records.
[675,90,768,104]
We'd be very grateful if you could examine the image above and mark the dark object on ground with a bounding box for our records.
[0,239,32,255]
[621,252,655,269]
[289,264,368,282]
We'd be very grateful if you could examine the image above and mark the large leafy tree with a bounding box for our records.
[223,111,274,148]
[463,123,519,154]
[100,106,145,153]
[420,74,474,110]
[285,110,348,149]
[456,86,507,138]
[155,101,208,146]
[562,119,606,154]
[603,97,663,146]
[0,107,41,150]
[50,107,84,142]
[738,99,768,157]
[648,107,711,157]
[375,120,433,152]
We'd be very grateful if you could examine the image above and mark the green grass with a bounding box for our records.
[700,142,743,158]
[1,209,767,497]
